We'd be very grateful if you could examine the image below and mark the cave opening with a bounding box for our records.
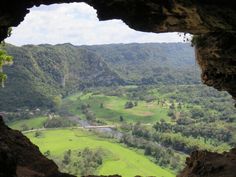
[0,1,236,177]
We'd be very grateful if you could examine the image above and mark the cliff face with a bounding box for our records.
[178,148,236,177]
[195,33,236,100]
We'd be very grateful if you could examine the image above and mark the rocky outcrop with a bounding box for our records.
[0,115,75,177]
[178,148,236,177]
[195,33,236,101]
[0,0,235,99]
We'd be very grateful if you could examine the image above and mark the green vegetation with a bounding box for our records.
[9,83,235,174]
[25,129,175,177]
[0,28,13,87]
[0,48,13,87]
[8,116,47,131]
[0,43,197,111]
[63,92,170,124]
[3,42,235,176]
[44,116,76,128]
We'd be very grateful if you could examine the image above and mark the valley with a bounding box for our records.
[2,42,235,177]
[8,84,235,176]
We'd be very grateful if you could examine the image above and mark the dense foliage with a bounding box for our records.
[83,43,199,85]
[0,43,197,111]
[57,148,104,176]
[57,84,235,172]
[43,116,76,128]
[0,48,13,87]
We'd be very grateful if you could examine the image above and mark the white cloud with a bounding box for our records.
[6,3,191,46]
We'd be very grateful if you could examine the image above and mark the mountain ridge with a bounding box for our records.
[0,42,199,111]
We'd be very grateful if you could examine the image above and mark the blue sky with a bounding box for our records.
[6,3,191,46]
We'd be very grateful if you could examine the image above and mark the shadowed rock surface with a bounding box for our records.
[178,148,236,177]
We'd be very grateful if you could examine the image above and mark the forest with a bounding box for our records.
[0,43,198,111]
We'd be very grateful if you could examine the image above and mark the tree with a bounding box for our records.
[44,150,51,157]
[0,28,13,87]
[35,131,42,137]
[177,102,182,109]
[62,150,71,165]
[119,115,124,122]
[169,102,175,109]
[100,103,103,108]
[21,124,29,131]
[0,49,13,87]
[144,145,152,155]
[85,110,96,121]
[124,101,134,109]
[52,95,62,110]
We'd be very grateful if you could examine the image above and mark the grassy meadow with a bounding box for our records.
[8,116,47,130]
[25,129,175,177]
[63,91,170,124]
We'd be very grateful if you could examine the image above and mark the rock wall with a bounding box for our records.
[195,33,236,101]
[178,148,236,177]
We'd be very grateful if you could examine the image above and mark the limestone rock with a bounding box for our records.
[178,148,236,177]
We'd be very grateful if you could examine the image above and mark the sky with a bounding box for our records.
[6,3,191,46]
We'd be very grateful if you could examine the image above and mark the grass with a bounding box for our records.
[63,92,170,124]
[8,116,47,130]
[25,129,175,177]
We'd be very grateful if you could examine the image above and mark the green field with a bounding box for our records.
[8,116,47,130]
[7,85,235,177]
[25,129,175,177]
[63,92,170,124]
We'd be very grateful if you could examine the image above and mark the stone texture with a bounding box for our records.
[178,148,236,177]
[195,32,236,101]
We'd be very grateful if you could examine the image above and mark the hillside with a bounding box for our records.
[83,43,199,84]
[0,43,198,111]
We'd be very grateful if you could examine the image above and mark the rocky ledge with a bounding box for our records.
[178,148,236,177]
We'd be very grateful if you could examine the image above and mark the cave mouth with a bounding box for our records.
[6,2,193,46]
[0,1,236,177]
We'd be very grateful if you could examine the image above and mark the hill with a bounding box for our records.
[82,43,199,84]
[0,43,198,111]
